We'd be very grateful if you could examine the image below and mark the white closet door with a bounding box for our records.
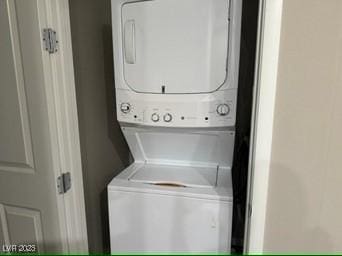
[0,0,66,252]
[122,0,229,94]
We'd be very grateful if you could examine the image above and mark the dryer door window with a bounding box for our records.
[122,0,229,94]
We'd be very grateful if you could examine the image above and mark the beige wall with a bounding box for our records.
[264,0,342,252]
[69,0,129,252]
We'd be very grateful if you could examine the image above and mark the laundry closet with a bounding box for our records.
[69,0,259,253]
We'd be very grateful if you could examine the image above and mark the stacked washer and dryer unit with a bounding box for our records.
[108,0,242,252]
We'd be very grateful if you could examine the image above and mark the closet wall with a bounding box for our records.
[69,0,129,252]
[264,0,342,251]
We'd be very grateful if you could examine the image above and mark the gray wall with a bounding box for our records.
[69,0,129,252]
[264,0,342,252]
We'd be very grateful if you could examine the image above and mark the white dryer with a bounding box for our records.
[109,0,242,252]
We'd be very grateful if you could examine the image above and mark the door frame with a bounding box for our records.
[244,0,284,252]
[39,0,88,252]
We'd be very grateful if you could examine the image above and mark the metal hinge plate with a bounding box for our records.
[57,172,71,194]
[43,28,58,54]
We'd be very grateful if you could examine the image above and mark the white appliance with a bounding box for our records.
[108,0,242,252]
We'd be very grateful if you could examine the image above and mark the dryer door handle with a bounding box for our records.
[124,19,136,64]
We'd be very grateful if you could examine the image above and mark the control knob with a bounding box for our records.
[151,113,160,122]
[216,104,230,116]
[163,113,172,122]
[120,102,131,114]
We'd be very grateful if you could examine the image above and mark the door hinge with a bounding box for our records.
[42,28,58,54]
[57,172,71,194]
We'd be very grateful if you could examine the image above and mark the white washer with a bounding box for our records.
[108,127,235,252]
[108,164,233,252]
[109,0,242,253]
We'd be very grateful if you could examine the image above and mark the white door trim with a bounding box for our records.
[39,0,88,252]
[244,0,283,252]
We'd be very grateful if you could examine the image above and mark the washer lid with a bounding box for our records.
[122,126,235,168]
[128,164,218,189]
[121,0,229,94]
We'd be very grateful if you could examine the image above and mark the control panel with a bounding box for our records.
[116,89,237,128]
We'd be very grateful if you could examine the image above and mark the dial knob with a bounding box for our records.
[216,104,230,116]
[163,113,172,122]
[120,102,131,114]
[151,113,160,122]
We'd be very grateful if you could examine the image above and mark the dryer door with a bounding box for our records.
[122,0,229,94]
